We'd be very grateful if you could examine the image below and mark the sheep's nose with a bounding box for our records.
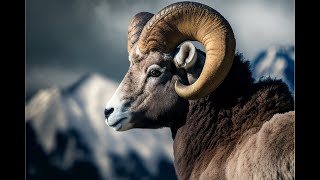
[104,108,114,119]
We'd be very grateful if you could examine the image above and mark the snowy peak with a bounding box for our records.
[63,73,118,97]
[251,45,294,92]
[26,87,69,152]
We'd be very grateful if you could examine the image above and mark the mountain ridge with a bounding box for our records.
[251,45,294,93]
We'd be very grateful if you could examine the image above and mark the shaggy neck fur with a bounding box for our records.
[170,54,294,179]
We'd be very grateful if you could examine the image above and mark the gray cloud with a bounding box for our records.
[26,0,294,97]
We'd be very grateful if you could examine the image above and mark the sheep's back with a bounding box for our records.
[224,111,294,180]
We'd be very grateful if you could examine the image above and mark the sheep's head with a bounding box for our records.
[104,2,235,131]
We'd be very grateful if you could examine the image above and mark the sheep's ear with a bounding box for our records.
[174,41,197,71]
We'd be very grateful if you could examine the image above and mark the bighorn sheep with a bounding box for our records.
[104,2,294,179]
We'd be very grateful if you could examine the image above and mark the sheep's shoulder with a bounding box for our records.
[224,111,294,180]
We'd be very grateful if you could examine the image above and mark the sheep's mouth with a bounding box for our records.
[108,117,128,131]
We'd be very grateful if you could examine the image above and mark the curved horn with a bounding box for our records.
[138,2,236,99]
[128,12,154,54]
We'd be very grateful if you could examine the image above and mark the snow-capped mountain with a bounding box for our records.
[251,45,294,93]
[26,73,177,180]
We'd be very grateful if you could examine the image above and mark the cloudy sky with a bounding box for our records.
[26,0,294,98]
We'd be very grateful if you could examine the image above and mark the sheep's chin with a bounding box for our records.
[107,117,134,132]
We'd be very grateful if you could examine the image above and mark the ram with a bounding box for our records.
[104,2,294,180]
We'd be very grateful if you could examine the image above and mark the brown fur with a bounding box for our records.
[170,54,294,180]
[107,47,294,179]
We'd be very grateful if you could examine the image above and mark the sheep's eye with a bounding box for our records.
[149,69,161,77]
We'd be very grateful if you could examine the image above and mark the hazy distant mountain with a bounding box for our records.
[26,73,177,180]
[251,45,294,93]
